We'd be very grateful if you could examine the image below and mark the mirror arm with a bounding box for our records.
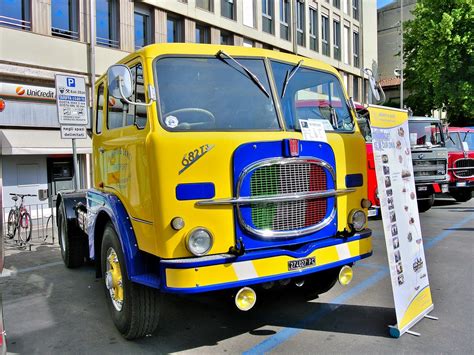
[118,77,155,107]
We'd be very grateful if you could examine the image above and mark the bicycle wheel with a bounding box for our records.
[19,211,32,244]
[44,215,53,242]
[6,209,18,239]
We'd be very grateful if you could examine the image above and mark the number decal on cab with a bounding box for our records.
[179,144,215,175]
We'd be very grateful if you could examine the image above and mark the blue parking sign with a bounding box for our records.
[66,78,76,87]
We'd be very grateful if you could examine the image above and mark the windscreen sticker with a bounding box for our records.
[165,115,179,128]
[179,144,215,175]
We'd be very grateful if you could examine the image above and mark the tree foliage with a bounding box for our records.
[404,0,474,125]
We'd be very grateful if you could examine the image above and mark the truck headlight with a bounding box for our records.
[186,227,213,256]
[349,209,366,231]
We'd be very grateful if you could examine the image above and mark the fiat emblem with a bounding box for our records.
[418,153,424,159]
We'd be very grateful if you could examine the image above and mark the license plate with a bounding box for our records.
[368,209,378,217]
[288,257,316,271]
[441,184,449,192]
[456,182,467,187]
[417,186,428,191]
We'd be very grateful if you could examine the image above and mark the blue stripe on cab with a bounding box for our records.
[176,183,215,201]
[345,173,363,188]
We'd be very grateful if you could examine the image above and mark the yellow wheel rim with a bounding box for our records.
[105,248,124,311]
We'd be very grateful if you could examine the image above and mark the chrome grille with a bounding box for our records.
[453,158,474,178]
[249,162,327,232]
[412,159,446,178]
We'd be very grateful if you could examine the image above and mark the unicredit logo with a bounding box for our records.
[16,86,25,95]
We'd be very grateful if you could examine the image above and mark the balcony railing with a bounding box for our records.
[0,15,31,30]
[96,36,120,48]
[52,27,79,40]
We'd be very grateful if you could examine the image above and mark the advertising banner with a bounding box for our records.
[368,105,434,337]
[0,82,55,101]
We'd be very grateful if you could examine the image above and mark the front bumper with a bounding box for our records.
[159,230,372,294]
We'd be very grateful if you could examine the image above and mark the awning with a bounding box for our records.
[0,129,92,155]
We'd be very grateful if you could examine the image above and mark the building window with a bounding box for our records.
[352,0,359,20]
[353,76,360,101]
[195,23,210,43]
[296,0,305,46]
[134,8,152,50]
[321,14,329,56]
[221,0,235,20]
[167,15,184,43]
[96,0,119,48]
[262,0,274,34]
[243,37,254,47]
[333,0,340,9]
[343,0,350,15]
[220,30,234,45]
[333,20,341,60]
[196,0,213,12]
[243,0,256,27]
[353,31,360,67]
[279,0,290,41]
[0,0,31,30]
[343,25,350,64]
[51,0,79,40]
[309,7,318,51]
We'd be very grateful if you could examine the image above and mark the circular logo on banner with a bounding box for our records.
[16,86,25,95]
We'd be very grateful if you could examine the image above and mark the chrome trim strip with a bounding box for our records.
[195,188,355,206]
[131,216,154,225]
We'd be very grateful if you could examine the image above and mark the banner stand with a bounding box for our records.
[388,309,438,338]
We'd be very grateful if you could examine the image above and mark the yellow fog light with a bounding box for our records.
[338,265,353,286]
[235,287,257,311]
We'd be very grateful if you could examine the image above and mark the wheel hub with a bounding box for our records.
[106,248,124,312]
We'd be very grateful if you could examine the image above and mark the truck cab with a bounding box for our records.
[57,44,372,339]
[408,117,449,211]
[444,127,473,202]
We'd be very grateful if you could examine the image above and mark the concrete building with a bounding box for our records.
[377,0,416,107]
[0,0,377,210]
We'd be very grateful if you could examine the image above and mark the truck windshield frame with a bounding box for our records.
[408,121,444,147]
[153,55,281,132]
[271,59,355,132]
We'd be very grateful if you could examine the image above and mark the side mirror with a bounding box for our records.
[363,68,386,105]
[107,64,133,99]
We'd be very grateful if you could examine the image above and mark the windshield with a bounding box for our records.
[445,132,462,151]
[271,60,354,131]
[408,121,444,147]
[154,57,279,131]
[463,132,474,150]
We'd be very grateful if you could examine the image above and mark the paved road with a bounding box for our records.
[1,198,473,354]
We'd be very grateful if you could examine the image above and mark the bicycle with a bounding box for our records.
[6,193,36,245]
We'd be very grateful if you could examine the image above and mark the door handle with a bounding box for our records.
[98,147,105,153]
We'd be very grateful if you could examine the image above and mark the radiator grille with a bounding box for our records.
[453,158,474,178]
[250,163,327,231]
[412,159,446,178]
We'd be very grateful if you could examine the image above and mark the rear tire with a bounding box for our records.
[450,189,472,203]
[58,201,85,268]
[18,211,32,244]
[417,194,434,213]
[101,222,160,339]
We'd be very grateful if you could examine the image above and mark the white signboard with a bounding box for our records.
[369,105,433,338]
[60,125,87,139]
[55,74,88,125]
[299,119,328,142]
[0,82,56,101]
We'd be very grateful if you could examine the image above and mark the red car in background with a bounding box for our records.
[444,127,474,202]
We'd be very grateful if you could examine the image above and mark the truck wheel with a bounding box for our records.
[101,222,160,339]
[294,267,339,300]
[58,202,85,268]
[450,189,472,203]
[417,194,434,213]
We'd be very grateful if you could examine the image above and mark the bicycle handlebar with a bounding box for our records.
[10,193,37,198]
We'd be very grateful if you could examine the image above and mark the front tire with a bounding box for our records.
[450,189,472,203]
[101,222,160,339]
[58,201,85,268]
[18,211,32,244]
[6,209,17,239]
[417,194,434,213]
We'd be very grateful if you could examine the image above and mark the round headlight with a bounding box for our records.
[186,228,213,256]
[349,209,366,231]
[171,217,185,230]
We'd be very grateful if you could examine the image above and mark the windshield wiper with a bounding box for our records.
[281,60,304,98]
[217,50,270,98]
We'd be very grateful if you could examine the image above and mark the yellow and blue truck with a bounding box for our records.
[57,44,373,339]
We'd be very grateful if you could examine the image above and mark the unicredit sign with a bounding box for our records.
[0,82,56,101]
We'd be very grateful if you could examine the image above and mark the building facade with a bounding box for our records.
[377,0,416,107]
[0,0,377,210]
